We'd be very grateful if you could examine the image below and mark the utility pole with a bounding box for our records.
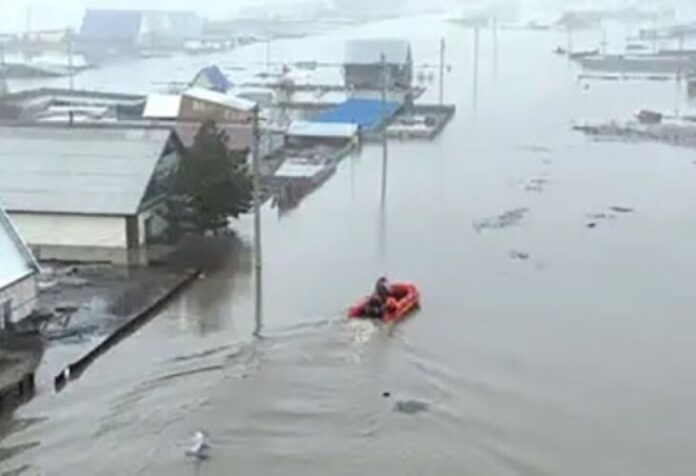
[67,30,74,92]
[252,105,263,338]
[473,27,480,112]
[438,37,445,107]
[492,16,498,75]
[380,53,388,208]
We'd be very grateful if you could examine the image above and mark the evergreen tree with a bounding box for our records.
[174,120,253,233]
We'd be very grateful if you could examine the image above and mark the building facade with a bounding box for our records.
[0,126,184,265]
[344,39,413,91]
[0,208,39,329]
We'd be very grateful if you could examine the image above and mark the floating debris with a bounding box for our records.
[509,250,531,261]
[521,145,552,154]
[185,431,210,461]
[609,206,634,214]
[586,222,597,229]
[394,400,429,415]
[474,208,529,233]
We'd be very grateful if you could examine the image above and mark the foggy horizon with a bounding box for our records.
[2,0,693,35]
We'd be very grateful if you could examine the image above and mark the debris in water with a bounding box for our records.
[521,145,552,154]
[509,250,530,261]
[586,222,597,229]
[394,400,429,415]
[474,208,529,233]
[382,392,391,398]
[185,431,210,461]
[609,206,634,214]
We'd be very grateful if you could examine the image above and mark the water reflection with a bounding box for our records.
[171,237,253,336]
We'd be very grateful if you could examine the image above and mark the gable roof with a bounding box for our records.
[80,9,144,40]
[191,66,232,93]
[183,87,256,112]
[0,127,174,216]
[0,207,38,291]
[345,39,411,65]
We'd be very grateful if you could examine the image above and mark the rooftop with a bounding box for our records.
[0,127,174,216]
[0,207,38,291]
[312,98,400,130]
[191,66,232,93]
[345,39,411,65]
[183,87,256,112]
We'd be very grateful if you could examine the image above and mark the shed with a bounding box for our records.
[312,98,400,131]
[344,39,413,90]
[0,207,39,328]
[0,127,185,264]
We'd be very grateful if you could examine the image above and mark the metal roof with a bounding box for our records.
[143,94,182,119]
[287,121,358,138]
[345,39,411,65]
[0,127,173,216]
[183,87,256,112]
[0,207,38,291]
[191,66,232,93]
[312,98,400,130]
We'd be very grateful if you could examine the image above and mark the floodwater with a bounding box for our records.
[4,14,696,476]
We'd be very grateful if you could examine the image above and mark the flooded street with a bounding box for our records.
[4,15,696,475]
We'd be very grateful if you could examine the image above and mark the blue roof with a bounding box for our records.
[80,10,143,40]
[191,66,232,93]
[312,99,400,130]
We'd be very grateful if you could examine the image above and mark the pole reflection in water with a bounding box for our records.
[473,26,480,114]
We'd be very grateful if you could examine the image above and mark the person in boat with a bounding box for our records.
[374,276,390,301]
[364,277,391,318]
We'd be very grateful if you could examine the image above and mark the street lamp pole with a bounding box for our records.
[380,53,388,208]
[252,105,263,337]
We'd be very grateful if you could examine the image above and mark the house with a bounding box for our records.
[0,207,39,329]
[0,126,185,264]
[143,88,256,124]
[344,39,413,91]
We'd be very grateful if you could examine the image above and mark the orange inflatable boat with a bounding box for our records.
[348,282,420,322]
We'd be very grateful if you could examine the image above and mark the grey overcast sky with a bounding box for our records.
[1,0,692,33]
[0,0,300,32]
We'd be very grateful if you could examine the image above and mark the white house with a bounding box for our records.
[0,126,185,264]
[0,207,39,329]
